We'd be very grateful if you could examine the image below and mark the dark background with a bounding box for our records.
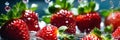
[0,0,119,18]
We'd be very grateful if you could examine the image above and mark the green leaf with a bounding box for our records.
[65,2,73,10]
[101,34,112,40]
[42,15,51,24]
[30,4,38,11]
[88,1,96,12]
[59,26,68,34]
[67,35,75,40]
[7,1,27,19]
[55,0,72,10]
[104,25,113,33]
[7,10,14,20]
[91,27,101,36]
[114,7,120,11]
[56,0,62,5]
[0,1,27,26]
[78,7,84,14]
[67,0,74,4]
[48,5,61,13]
[0,14,8,26]
[100,9,111,18]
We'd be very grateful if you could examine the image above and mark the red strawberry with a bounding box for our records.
[76,0,101,33]
[81,28,102,40]
[76,12,101,33]
[112,26,120,39]
[0,19,30,40]
[105,12,120,31]
[81,34,101,40]
[36,24,58,40]
[50,9,76,34]
[21,10,40,31]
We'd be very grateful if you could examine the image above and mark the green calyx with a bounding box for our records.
[100,9,112,18]
[101,25,113,40]
[42,15,51,24]
[78,0,96,14]
[58,26,75,40]
[104,25,113,33]
[100,7,120,18]
[48,0,74,13]
[91,27,102,36]
[89,25,113,40]
[0,1,27,26]
[0,1,38,26]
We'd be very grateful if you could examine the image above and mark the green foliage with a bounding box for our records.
[78,0,96,14]
[0,1,27,26]
[42,15,51,24]
[100,9,112,18]
[104,25,113,33]
[30,4,38,11]
[58,26,75,40]
[47,0,74,14]
[91,28,102,36]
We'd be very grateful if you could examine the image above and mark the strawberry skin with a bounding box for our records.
[21,10,40,31]
[112,26,120,39]
[0,19,30,40]
[36,25,58,40]
[50,9,76,34]
[81,34,101,40]
[76,12,101,33]
[105,12,120,31]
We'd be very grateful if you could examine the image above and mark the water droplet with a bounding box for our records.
[31,3,38,8]
[35,25,38,28]
[23,0,29,4]
[5,2,9,6]
[27,17,31,20]
[45,0,50,3]
[5,6,11,12]
[65,21,69,23]
[84,30,86,35]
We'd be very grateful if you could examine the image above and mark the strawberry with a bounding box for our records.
[36,24,58,40]
[0,19,30,40]
[50,9,76,34]
[0,2,30,40]
[21,10,40,31]
[105,12,120,31]
[81,34,101,40]
[112,26,120,39]
[76,12,101,33]
[76,0,101,33]
[81,28,102,40]
[43,0,75,34]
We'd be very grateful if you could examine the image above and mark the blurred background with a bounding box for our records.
[0,0,120,18]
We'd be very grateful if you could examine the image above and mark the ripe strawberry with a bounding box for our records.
[21,10,40,31]
[0,19,30,40]
[50,9,76,34]
[76,0,101,33]
[81,28,102,40]
[112,26,120,39]
[36,25,58,40]
[81,34,101,40]
[76,12,101,33]
[105,12,120,31]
